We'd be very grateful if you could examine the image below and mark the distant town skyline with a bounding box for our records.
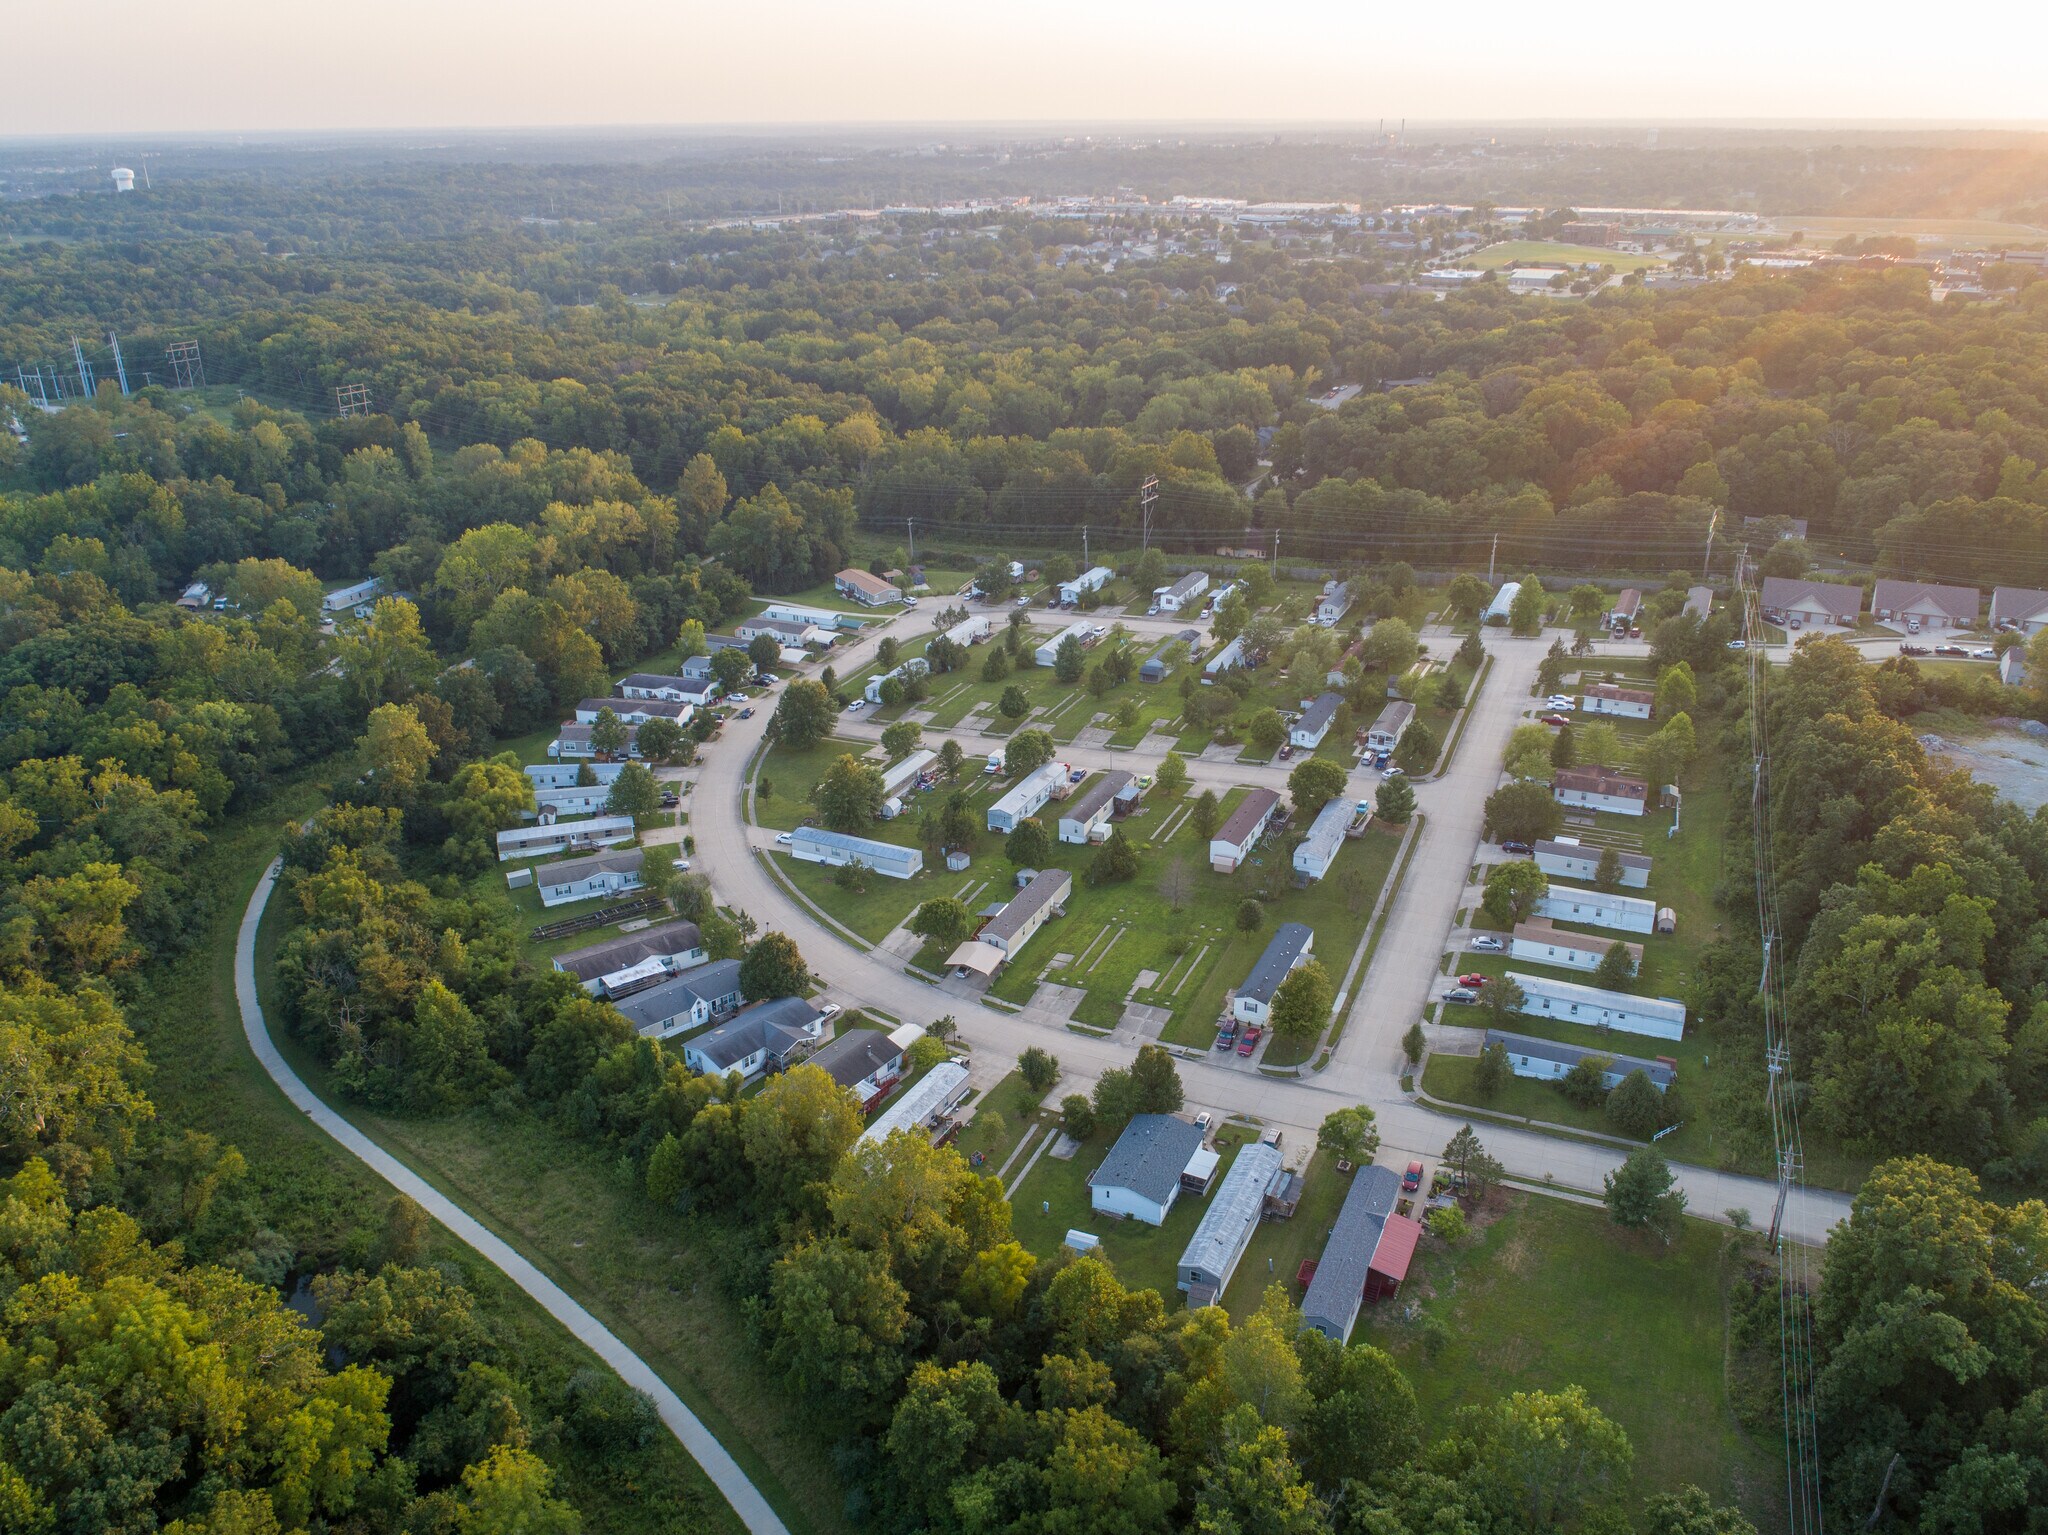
[8,0,2041,137]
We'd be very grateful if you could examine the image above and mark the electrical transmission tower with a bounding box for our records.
[70,337,97,398]
[107,332,131,396]
[1139,474,1159,551]
[166,340,205,390]
[335,382,373,418]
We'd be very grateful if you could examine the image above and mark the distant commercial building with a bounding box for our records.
[987,762,1072,833]
[787,826,923,880]
[1533,838,1650,888]
[494,814,636,862]
[1301,1166,1420,1341]
[1059,772,1132,844]
[1088,1115,1208,1226]
[1510,919,1641,976]
[1506,970,1687,1041]
[1365,700,1415,752]
[1534,884,1657,934]
[1580,683,1653,721]
[1210,787,1281,872]
[1560,221,1620,245]
[1290,692,1344,750]
[1154,571,1210,612]
[1485,1030,1675,1091]
[553,920,707,996]
[534,849,645,908]
[1177,1140,1286,1304]
[1553,765,1648,818]
[1232,922,1314,1025]
[835,568,904,606]
[1292,799,1352,883]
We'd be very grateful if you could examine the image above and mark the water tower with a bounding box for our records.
[111,167,135,192]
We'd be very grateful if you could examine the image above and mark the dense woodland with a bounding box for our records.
[2,144,2045,1533]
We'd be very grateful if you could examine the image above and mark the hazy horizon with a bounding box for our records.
[11,0,2041,137]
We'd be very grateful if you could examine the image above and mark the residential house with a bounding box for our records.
[615,960,745,1039]
[864,657,931,703]
[1177,1141,1286,1305]
[1869,579,1980,631]
[552,920,707,996]
[1533,838,1650,888]
[1506,970,1687,1040]
[1057,566,1112,605]
[530,785,616,819]
[1533,883,1658,933]
[1990,587,2048,636]
[1292,799,1352,882]
[1759,576,1862,629]
[1510,919,1641,976]
[525,761,624,792]
[807,1028,904,1109]
[979,869,1071,957]
[2001,648,2030,689]
[1088,1115,1208,1226]
[534,849,646,908]
[548,722,641,760]
[1059,772,1132,844]
[617,673,716,705]
[1683,586,1714,620]
[988,762,1073,832]
[1316,582,1353,625]
[322,578,383,616]
[760,602,857,631]
[1486,1029,1675,1091]
[1580,683,1653,720]
[1301,1166,1420,1341]
[835,568,903,606]
[735,615,821,647]
[787,827,923,880]
[1154,571,1210,612]
[860,1060,971,1146]
[1201,635,1247,680]
[1290,692,1344,750]
[942,615,992,647]
[1365,700,1415,752]
[1035,620,1095,669]
[1608,589,1642,633]
[575,696,691,725]
[1210,787,1281,872]
[1232,922,1314,1024]
[679,993,819,1070]
[176,581,212,610]
[494,814,636,863]
[1552,765,1648,818]
[879,750,938,801]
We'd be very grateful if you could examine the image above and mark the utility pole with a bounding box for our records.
[1139,474,1158,552]
[1487,532,1498,585]
[1270,530,1279,571]
[1703,508,1720,580]
[905,517,914,565]
[70,337,96,398]
[107,332,130,396]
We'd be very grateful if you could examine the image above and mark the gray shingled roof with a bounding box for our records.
[1213,787,1280,848]
[1534,839,1650,873]
[553,920,703,982]
[1484,1029,1675,1089]
[1088,1115,1206,1207]
[982,868,1071,945]
[1302,1164,1399,1340]
[807,1029,902,1088]
[1296,692,1343,737]
[535,848,644,885]
[1062,772,1132,828]
[1239,922,1313,1006]
[687,996,820,1069]
[609,959,742,1032]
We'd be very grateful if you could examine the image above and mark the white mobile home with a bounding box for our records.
[943,615,992,647]
[879,749,938,800]
[575,696,692,725]
[529,784,616,819]
[1154,571,1210,612]
[1202,635,1247,681]
[860,1060,972,1146]
[788,826,923,880]
[525,761,625,792]
[1365,700,1415,752]
[1533,883,1657,934]
[1058,565,1112,605]
[1290,692,1344,750]
[1232,922,1314,1025]
[674,989,815,1064]
[323,578,383,616]
[1533,838,1650,888]
[1485,1030,1674,1091]
[494,814,636,862]
[553,921,708,996]
[1177,1141,1286,1303]
[1510,920,1641,975]
[1580,684,1653,720]
[1058,772,1131,844]
[979,868,1071,956]
[1292,798,1351,882]
[864,657,931,703]
[1035,620,1095,669]
[1552,765,1648,817]
[987,762,1072,833]
[1506,970,1687,1041]
[1315,581,1353,624]
[1088,1115,1208,1226]
[534,849,646,908]
[1210,788,1281,872]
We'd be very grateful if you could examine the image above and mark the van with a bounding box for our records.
[985,751,1003,774]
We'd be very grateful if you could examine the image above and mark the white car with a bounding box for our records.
[1471,935,1506,952]
[670,857,691,871]
[1546,695,1574,710]
[1726,639,1748,650]
[817,1002,841,1021]
[1971,648,1996,660]
[775,831,794,845]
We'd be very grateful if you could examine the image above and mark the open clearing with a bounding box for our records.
[1919,720,2048,810]
[1454,240,1668,272]
[1769,213,2047,244]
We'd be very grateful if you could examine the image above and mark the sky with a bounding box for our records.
[9,0,2043,136]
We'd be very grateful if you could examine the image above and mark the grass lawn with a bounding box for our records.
[1359,1193,1785,1526]
[143,779,758,1535]
[955,1069,1056,1173]
[1455,239,1668,273]
[980,790,1395,1044]
[1221,1151,1349,1320]
[1010,1123,1255,1297]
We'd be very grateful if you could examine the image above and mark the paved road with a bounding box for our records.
[233,860,789,1535]
[693,614,1853,1246]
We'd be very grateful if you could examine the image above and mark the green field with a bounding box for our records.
[1456,240,1669,273]
[1772,213,2047,244]
[1360,1194,1784,1525]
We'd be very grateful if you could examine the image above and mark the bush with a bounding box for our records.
[562,1367,660,1452]
[1060,1093,1095,1140]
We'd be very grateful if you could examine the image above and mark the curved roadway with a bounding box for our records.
[234,860,788,1535]
[695,605,1851,1246]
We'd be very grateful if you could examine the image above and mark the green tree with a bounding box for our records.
[772,677,835,749]
[1456,627,1486,669]
[1594,846,1624,891]
[1060,1093,1096,1139]
[1394,717,1439,772]
[1019,1046,1060,1094]
[1551,721,1577,770]
[1642,1486,1760,1535]
[881,720,922,759]
[636,714,685,763]
[1559,1054,1613,1109]
[937,738,965,778]
[1087,826,1139,885]
[1483,780,1565,845]
[1360,617,1419,673]
[739,931,810,999]
[998,684,1031,720]
[1005,729,1055,777]
[1607,1069,1665,1139]
[1287,756,1347,817]
[1092,1067,1138,1130]
[1446,1385,1634,1530]
[910,897,974,949]
[1593,940,1637,989]
[815,754,886,831]
[1478,973,1527,1034]
[1604,1148,1686,1240]
[446,756,535,841]
[1504,722,1557,780]
[1054,635,1085,684]
[1190,789,1222,841]
[359,702,438,805]
[1194,1406,1323,1535]
[1446,573,1490,617]
[711,646,753,694]
[1299,1343,1421,1492]
[1130,1044,1184,1113]
[1005,817,1052,867]
[1430,1205,1469,1242]
[1375,774,1415,824]
[1318,1105,1380,1163]
[1442,1124,1504,1191]
[588,705,629,759]
[605,760,664,821]
[1656,661,1698,718]
[1473,1040,1512,1100]
[1641,710,1697,788]
[1481,860,1549,926]
[1402,1021,1426,1066]
[675,617,708,660]
[1508,577,1547,637]
[1156,750,1189,797]
[335,596,437,708]
[1235,897,1263,933]
[1270,959,1335,1040]
[1245,708,1287,758]
[747,633,781,674]
[981,644,1010,682]
[743,1064,863,1214]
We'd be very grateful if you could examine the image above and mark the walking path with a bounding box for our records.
[234,860,788,1535]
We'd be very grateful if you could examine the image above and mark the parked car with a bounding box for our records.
[1278,745,1295,761]
[671,857,691,871]
[1457,973,1489,988]
[1935,644,1968,657]
[1500,840,1532,855]
[1444,988,1478,1005]
[1471,936,1506,952]
[1899,643,1929,657]
[1236,1025,1263,1057]
[1971,648,1996,660]
[775,831,794,845]
[1726,639,1747,650]
[1382,765,1404,778]
[738,707,754,719]
[846,698,866,711]
[1146,605,1161,616]
[1403,1161,1424,1192]
[1214,1025,1237,1051]
[1545,695,1574,710]
[817,1002,841,1021]
[1540,713,1570,727]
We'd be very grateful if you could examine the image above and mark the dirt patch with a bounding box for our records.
[1920,722,2048,810]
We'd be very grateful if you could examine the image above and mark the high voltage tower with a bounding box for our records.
[11,334,203,403]
[1735,551,1827,1535]
[335,382,374,418]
